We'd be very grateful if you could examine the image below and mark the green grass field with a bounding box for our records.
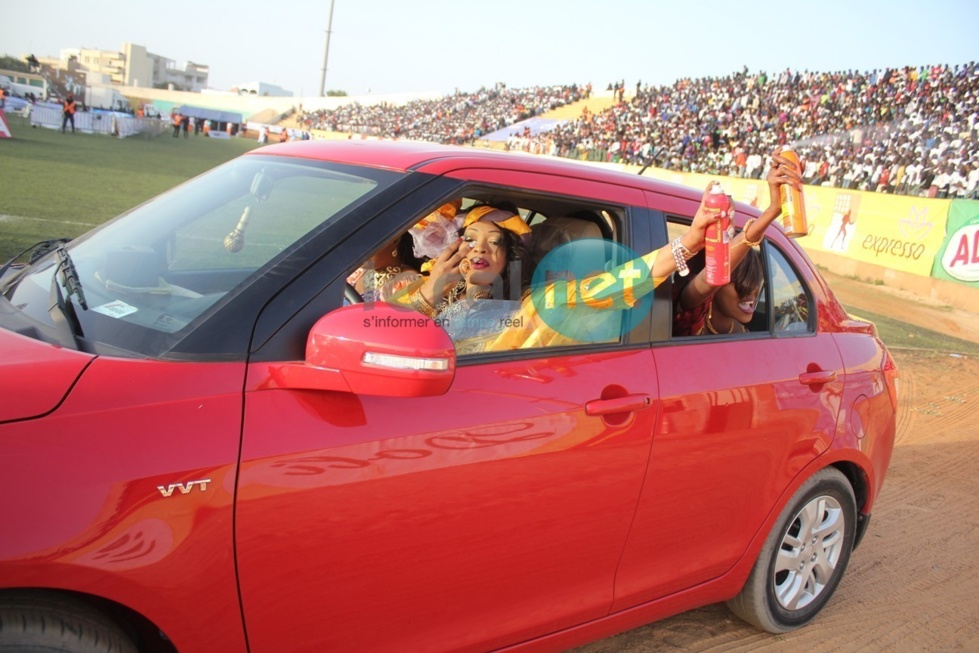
[2,111,973,356]
[0,112,260,261]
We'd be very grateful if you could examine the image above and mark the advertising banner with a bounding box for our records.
[620,165,952,279]
[931,200,979,287]
[796,187,950,278]
[582,161,978,287]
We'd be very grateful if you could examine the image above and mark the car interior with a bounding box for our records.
[348,197,814,350]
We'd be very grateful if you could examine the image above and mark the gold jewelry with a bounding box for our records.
[740,218,762,247]
[408,288,437,318]
[467,285,493,301]
[704,303,733,334]
[370,266,402,287]
[392,247,398,257]
[434,280,467,315]
[704,302,745,335]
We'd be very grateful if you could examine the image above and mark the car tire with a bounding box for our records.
[0,591,138,653]
[726,467,857,633]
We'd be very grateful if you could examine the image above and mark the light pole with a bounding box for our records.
[319,0,336,97]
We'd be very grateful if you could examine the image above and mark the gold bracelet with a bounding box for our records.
[740,218,763,248]
[408,288,437,318]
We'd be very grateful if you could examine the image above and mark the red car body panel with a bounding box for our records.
[236,349,659,652]
[0,328,93,422]
[612,334,844,609]
[0,140,896,652]
[0,346,248,652]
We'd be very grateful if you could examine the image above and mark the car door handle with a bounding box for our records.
[585,393,651,416]
[799,370,837,385]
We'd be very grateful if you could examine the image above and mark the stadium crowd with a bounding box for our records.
[525,63,979,199]
[297,63,978,199]
[296,83,589,145]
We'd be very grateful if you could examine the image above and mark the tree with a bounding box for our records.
[0,56,29,73]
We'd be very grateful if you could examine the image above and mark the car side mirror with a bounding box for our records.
[268,302,456,397]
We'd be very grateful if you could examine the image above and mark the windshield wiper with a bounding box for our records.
[48,243,88,348]
[0,238,71,288]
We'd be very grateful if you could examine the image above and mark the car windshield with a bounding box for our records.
[2,154,396,355]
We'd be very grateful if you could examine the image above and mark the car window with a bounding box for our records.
[3,156,394,355]
[666,216,815,338]
[358,193,643,357]
[767,244,814,334]
[169,173,371,273]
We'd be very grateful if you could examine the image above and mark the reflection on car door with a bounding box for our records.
[612,256,845,609]
[235,349,659,651]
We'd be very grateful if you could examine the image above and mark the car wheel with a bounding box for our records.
[727,467,857,633]
[0,591,138,653]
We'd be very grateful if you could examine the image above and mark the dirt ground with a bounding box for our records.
[575,271,979,652]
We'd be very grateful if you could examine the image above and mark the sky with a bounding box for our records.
[4,0,978,98]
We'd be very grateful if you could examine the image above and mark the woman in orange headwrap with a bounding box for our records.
[391,205,532,353]
[404,205,532,317]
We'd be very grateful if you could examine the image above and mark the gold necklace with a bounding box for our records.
[704,302,736,335]
[435,280,467,314]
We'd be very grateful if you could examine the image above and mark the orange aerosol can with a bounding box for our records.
[704,183,732,286]
[779,148,808,237]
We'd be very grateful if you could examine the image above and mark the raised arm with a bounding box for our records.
[678,148,803,310]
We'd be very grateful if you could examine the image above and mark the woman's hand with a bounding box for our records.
[748,148,806,232]
[766,149,804,210]
[681,183,729,253]
[420,238,465,304]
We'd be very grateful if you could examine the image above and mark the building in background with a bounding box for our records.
[232,81,294,97]
[57,42,209,91]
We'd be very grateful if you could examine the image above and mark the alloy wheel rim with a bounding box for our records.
[773,494,845,610]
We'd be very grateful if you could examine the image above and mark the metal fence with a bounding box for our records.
[26,105,169,138]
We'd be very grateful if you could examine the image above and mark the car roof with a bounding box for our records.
[249,139,709,205]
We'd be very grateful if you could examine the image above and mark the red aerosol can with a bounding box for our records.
[704,183,732,286]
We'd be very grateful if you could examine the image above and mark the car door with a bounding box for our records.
[233,178,661,652]
[611,214,845,610]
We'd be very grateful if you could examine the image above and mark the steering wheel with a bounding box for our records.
[344,282,364,305]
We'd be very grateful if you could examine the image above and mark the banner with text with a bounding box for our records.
[931,200,979,287]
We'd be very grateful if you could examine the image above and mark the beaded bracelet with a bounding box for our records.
[671,236,694,277]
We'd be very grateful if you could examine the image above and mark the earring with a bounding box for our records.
[392,247,398,257]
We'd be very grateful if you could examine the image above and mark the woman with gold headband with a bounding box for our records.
[394,205,533,353]
[404,205,533,316]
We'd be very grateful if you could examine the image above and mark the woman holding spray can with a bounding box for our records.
[673,147,804,336]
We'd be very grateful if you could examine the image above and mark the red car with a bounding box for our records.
[0,141,897,653]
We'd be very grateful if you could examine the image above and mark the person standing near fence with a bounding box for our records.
[62,94,76,133]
